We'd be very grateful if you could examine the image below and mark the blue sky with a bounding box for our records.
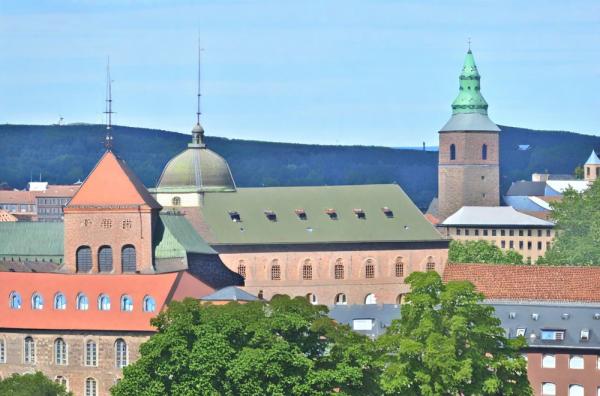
[0,1,598,146]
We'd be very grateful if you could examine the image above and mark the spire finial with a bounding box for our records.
[104,57,114,150]
[468,37,471,52]
[197,35,204,126]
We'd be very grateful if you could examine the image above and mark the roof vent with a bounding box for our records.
[594,313,600,320]
[295,209,307,220]
[580,329,590,341]
[325,209,338,220]
[264,210,277,222]
[508,312,516,319]
[228,211,241,222]
[353,208,366,219]
[562,313,570,320]
[382,207,394,218]
[531,313,539,321]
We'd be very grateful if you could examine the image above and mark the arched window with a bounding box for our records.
[568,384,584,396]
[76,246,92,273]
[302,260,313,280]
[115,339,128,368]
[9,292,21,309]
[121,295,133,312]
[54,376,68,390]
[541,383,555,396]
[24,336,35,364]
[426,257,436,272]
[395,258,404,277]
[0,338,5,363]
[54,338,67,365]
[31,293,43,310]
[76,293,89,311]
[482,144,488,160]
[334,259,344,280]
[54,293,66,310]
[172,196,181,206]
[569,355,584,369]
[450,144,456,160]
[365,260,375,279]
[85,378,97,396]
[121,245,136,273]
[85,340,97,366]
[365,293,377,305]
[237,261,246,279]
[306,293,317,305]
[98,294,111,311]
[396,294,406,305]
[143,296,156,312]
[334,293,347,305]
[271,260,281,281]
[98,246,113,273]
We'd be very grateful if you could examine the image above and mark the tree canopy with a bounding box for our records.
[0,372,72,396]
[538,180,600,265]
[448,240,524,264]
[377,271,531,396]
[111,295,380,396]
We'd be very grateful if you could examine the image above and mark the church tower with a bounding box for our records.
[437,49,500,220]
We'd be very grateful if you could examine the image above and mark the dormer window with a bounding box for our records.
[228,211,241,222]
[295,209,307,220]
[541,329,565,341]
[580,329,590,341]
[382,207,394,218]
[325,209,337,220]
[353,208,366,219]
[264,210,277,222]
[562,313,570,320]
[516,328,526,337]
[531,313,539,321]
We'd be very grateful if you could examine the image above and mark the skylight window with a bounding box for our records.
[382,207,394,218]
[228,211,241,222]
[264,210,277,221]
[353,208,366,219]
[295,209,307,220]
[325,209,338,220]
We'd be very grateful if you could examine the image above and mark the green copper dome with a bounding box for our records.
[451,50,489,115]
[157,123,236,192]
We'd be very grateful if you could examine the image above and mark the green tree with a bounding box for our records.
[0,372,72,396]
[377,271,531,396]
[537,180,600,265]
[112,295,380,396]
[448,240,524,264]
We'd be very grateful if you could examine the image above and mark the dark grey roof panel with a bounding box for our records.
[505,181,547,197]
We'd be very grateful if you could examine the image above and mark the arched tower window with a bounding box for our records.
[24,336,35,364]
[143,296,156,312]
[302,260,313,280]
[271,260,281,281]
[482,144,488,160]
[450,144,456,160]
[76,246,92,273]
[31,293,43,310]
[98,294,111,311]
[54,293,66,310]
[76,293,89,311]
[121,245,136,273]
[365,293,377,305]
[120,295,133,312]
[172,196,181,206]
[365,259,375,279]
[9,291,22,309]
[98,246,113,273]
[237,261,247,279]
[395,258,404,277]
[334,259,344,280]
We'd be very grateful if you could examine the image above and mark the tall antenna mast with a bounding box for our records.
[104,57,114,150]
[196,36,203,125]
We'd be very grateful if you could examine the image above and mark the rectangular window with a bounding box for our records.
[509,241,514,249]
[85,342,97,366]
[509,230,514,236]
[0,339,4,363]
[519,241,524,249]
[541,330,565,341]
[465,229,470,236]
[519,230,524,236]
[538,229,542,237]
[474,229,479,236]
[527,241,532,250]
[492,229,497,236]
[483,229,488,236]
[501,229,506,236]
[527,229,532,237]
[501,241,506,248]
[538,241,542,250]
[456,228,461,236]
[547,229,551,237]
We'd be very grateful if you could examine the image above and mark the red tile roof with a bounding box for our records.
[0,271,214,331]
[35,185,79,198]
[443,264,600,303]
[0,210,17,222]
[68,151,160,209]
[0,190,36,205]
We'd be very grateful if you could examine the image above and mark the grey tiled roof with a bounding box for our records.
[441,206,554,227]
[505,181,547,197]
[201,286,258,302]
[439,113,500,132]
[328,304,400,338]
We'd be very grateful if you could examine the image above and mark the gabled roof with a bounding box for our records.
[201,286,258,302]
[68,151,160,209]
[0,209,17,222]
[0,271,214,331]
[505,181,547,197]
[190,184,443,245]
[441,206,554,227]
[443,264,600,303]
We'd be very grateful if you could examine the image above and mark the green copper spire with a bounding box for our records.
[451,50,489,115]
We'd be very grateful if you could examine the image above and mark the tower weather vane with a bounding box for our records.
[104,57,115,150]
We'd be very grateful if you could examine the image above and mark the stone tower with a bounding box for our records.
[584,150,600,182]
[437,49,500,220]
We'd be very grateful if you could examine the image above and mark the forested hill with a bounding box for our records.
[1,124,599,209]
